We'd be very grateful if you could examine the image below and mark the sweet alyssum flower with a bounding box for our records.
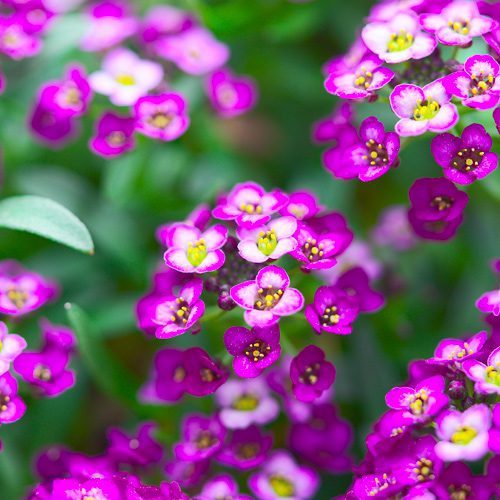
[476,286,500,316]
[431,123,498,184]
[390,79,458,136]
[230,265,304,328]
[133,92,190,141]
[335,267,385,313]
[90,111,136,158]
[236,216,297,264]
[279,190,323,220]
[224,324,281,378]
[216,378,279,429]
[312,101,355,144]
[435,404,491,462]
[419,0,497,46]
[0,371,26,424]
[198,474,252,500]
[445,54,500,110]
[361,11,436,64]
[463,346,500,395]
[372,205,417,251]
[0,321,26,376]
[89,48,163,106]
[213,182,289,228]
[0,17,41,60]
[207,68,258,118]
[290,345,335,402]
[430,330,487,365]
[49,477,121,500]
[163,223,228,274]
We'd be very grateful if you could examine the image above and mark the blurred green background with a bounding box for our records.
[0,0,499,497]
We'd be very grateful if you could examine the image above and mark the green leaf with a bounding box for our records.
[0,195,94,254]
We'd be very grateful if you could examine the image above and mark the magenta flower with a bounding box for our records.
[312,102,355,144]
[216,425,273,470]
[463,346,500,395]
[495,106,500,134]
[430,330,487,365]
[165,459,209,488]
[435,462,493,499]
[212,182,289,228]
[248,451,319,500]
[183,347,229,397]
[149,278,205,339]
[0,321,26,376]
[90,112,136,158]
[325,55,394,99]
[89,48,163,106]
[336,267,385,313]
[0,372,25,424]
[372,205,417,251]
[279,191,323,220]
[352,473,401,499]
[207,69,258,118]
[156,27,229,75]
[476,288,500,316]
[236,217,297,264]
[230,266,304,328]
[0,261,57,316]
[198,474,252,500]
[133,93,190,141]
[385,375,448,423]
[431,123,498,184]
[174,414,226,462]
[50,478,121,500]
[305,285,359,335]
[216,378,279,429]
[164,223,227,274]
[224,324,281,378]
[390,79,458,136]
[361,11,436,64]
[435,404,491,462]
[489,404,500,454]
[420,0,497,46]
[0,18,41,60]
[446,54,500,109]
[290,345,335,402]
[343,116,401,181]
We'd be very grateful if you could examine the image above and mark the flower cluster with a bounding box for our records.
[19,1,258,155]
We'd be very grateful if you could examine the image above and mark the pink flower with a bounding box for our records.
[90,112,136,158]
[133,93,190,141]
[445,54,500,110]
[361,11,436,64]
[236,217,297,264]
[279,191,323,220]
[0,18,41,60]
[230,265,304,327]
[390,79,458,136]
[164,223,228,274]
[212,182,289,229]
[156,27,229,75]
[476,288,500,316]
[435,404,491,461]
[0,321,26,376]
[463,347,500,395]
[420,0,497,46]
[430,330,487,366]
[89,48,163,106]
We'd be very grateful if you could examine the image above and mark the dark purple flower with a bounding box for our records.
[216,425,273,470]
[312,102,355,144]
[431,124,498,184]
[40,319,76,353]
[495,107,500,134]
[335,267,385,313]
[365,410,414,457]
[0,371,26,424]
[433,462,493,500]
[184,347,229,397]
[90,112,136,158]
[34,446,72,480]
[224,324,281,378]
[352,472,401,499]
[174,414,226,462]
[488,404,500,454]
[305,285,359,335]
[165,458,209,488]
[290,345,335,402]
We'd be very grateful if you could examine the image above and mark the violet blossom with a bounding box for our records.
[90,111,136,158]
[0,371,25,424]
[197,474,252,500]
[0,321,26,376]
[463,346,500,395]
[279,191,323,220]
[476,287,500,316]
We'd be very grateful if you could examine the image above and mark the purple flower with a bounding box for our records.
[165,459,209,488]
[164,223,228,274]
[133,93,190,141]
[325,55,395,99]
[385,375,448,423]
[107,422,162,467]
[305,285,359,335]
[434,462,493,499]
[13,346,75,398]
[446,54,500,109]
[279,191,323,220]
[489,404,500,454]
[150,278,205,339]
[431,123,498,184]
[0,261,57,316]
[90,112,136,158]
[248,451,319,500]
[230,265,304,328]
[435,404,491,461]
[312,102,355,144]
[212,182,289,228]
[463,346,500,395]
[390,79,458,136]
[216,425,273,470]
[156,27,229,75]
[0,321,26,376]
[89,48,163,106]
[420,0,497,46]
[183,347,229,397]
[476,288,500,316]
[365,410,414,457]
[352,472,401,499]
[431,330,487,365]
[0,18,41,60]
[216,378,279,429]
[495,107,500,134]
[224,324,281,378]
[236,217,297,263]
[50,478,121,500]
[0,372,25,424]
[361,11,436,64]
[290,346,335,402]
[198,474,252,500]
[336,267,385,313]
[174,414,226,462]
[207,68,258,118]
[372,205,417,250]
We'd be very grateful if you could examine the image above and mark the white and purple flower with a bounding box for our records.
[430,330,487,366]
[463,346,500,395]
[0,322,26,376]
[476,287,500,316]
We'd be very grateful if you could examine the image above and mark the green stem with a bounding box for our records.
[200,307,227,324]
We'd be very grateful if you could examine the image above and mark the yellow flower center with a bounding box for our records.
[270,476,295,497]
[387,30,414,52]
[485,365,500,386]
[448,19,470,35]
[187,239,207,267]
[413,97,440,121]
[257,229,278,256]
[451,426,478,445]
[115,74,136,86]
[232,394,259,411]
